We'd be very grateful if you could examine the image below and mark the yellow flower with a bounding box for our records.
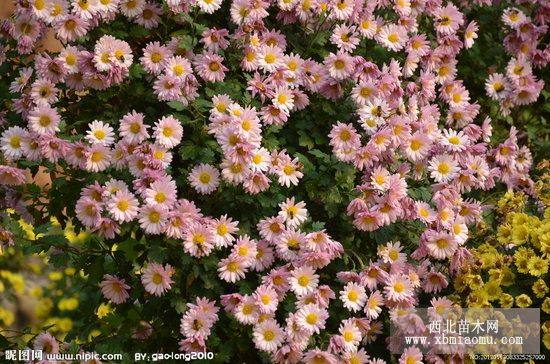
[48,271,63,281]
[468,289,489,308]
[453,274,468,293]
[64,267,76,276]
[468,274,484,290]
[510,212,529,226]
[18,219,36,240]
[532,279,549,298]
[500,267,515,286]
[497,224,512,245]
[88,330,101,342]
[483,281,502,301]
[542,298,550,314]
[511,224,529,245]
[488,268,503,283]
[35,298,53,318]
[527,256,549,276]
[499,293,514,308]
[0,307,15,326]
[58,297,79,311]
[544,332,550,350]
[0,271,25,293]
[29,286,43,298]
[96,303,112,319]
[57,317,73,332]
[514,247,533,274]
[515,294,532,308]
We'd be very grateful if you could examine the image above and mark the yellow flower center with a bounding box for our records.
[209,62,220,71]
[9,136,21,148]
[151,52,162,63]
[39,115,52,127]
[263,330,275,341]
[347,291,358,302]
[149,211,160,223]
[199,172,211,184]
[334,59,345,70]
[162,127,173,137]
[305,313,318,325]
[298,276,310,286]
[227,261,238,272]
[193,234,206,244]
[388,33,399,43]
[393,282,405,293]
[154,192,166,203]
[90,151,103,163]
[94,130,106,140]
[152,273,163,285]
[437,162,450,174]
[264,54,276,64]
[343,331,354,342]
[117,200,129,212]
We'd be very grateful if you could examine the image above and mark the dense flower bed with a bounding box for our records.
[0,0,548,362]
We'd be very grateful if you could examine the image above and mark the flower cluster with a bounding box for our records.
[453,190,550,349]
[207,96,304,193]
[0,0,548,361]
[179,297,219,351]
[485,6,547,114]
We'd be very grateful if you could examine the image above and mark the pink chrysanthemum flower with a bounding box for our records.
[218,256,247,283]
[144,179,177,209]
[295,303,328,334]
[338,319,362,352]
[165,55,193,80]
[1,126,27,160]
[324,51,353,80]
[107,190,140,223]
[0,165,27,186]
[85,143,112,172]
[34,332,59,355]
[28,105,61,135]
[100,274,130,304]
[289,266,319,296]
[141,41,172,74]
[278,197,307,228]
[188,163,220,194]
[119,110,149,144]
[153,115,183,148]
[428,154,459,183]
[86,120,115,146]
[211,214,239,247]
[138,204,168,234]
[340,282,367,312]
[183,223,214,257]
[384,275,414,302]
[399,346,423,364]
[253,319,284,353]
[377,24,409,52]
[253,285,279,314]
[141,262,174,296]
[194,52,228,82]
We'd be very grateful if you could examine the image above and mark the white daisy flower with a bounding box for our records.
[428,154,459,182]
[278,197,307,227]
[86,120,115,146]
[289,266,319,296]
[339,282,367,312]
[1,126,28,160]
[153,115,183,148]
